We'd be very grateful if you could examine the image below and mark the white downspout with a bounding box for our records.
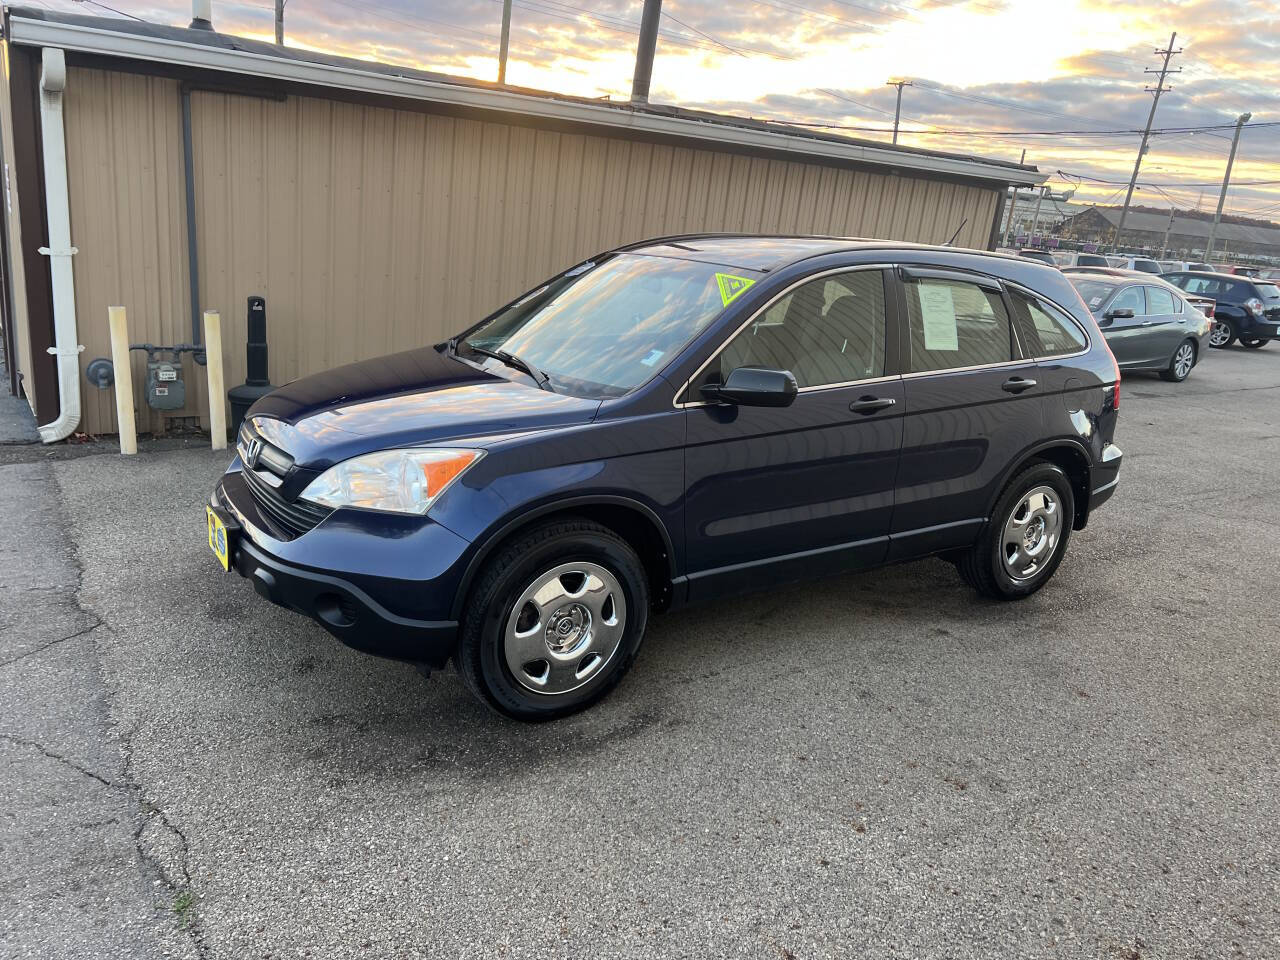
[36,47,83,443]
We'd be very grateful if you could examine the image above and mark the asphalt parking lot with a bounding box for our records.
[3,345,1279,959]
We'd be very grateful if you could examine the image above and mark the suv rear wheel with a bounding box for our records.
[958,462,1075,600]
[457,519,649,721]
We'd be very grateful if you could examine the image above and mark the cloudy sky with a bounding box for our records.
[43,0,1280,220]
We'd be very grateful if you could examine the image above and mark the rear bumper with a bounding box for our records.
[212,480,459,667]
[1088,442,1123,513]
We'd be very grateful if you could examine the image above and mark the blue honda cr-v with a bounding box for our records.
[208,235,1123,720]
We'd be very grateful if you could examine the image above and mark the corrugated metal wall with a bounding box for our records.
[63,66,1000,436]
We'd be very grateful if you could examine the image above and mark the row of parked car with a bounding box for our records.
[1015,248,1279,280]
[1005,249,1280,384]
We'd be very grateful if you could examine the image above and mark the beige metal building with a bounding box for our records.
[0,6,1043,440]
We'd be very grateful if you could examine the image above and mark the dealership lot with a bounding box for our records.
[3,347,1278,958]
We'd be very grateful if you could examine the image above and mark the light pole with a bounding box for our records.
[1205,112,1251,261]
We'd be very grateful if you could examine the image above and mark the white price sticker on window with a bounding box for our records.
[919,283,959,351]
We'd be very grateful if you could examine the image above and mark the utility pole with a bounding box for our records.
[497,0,512,84]
[1002,190,1020,247]
[630,0,662,104]
[887,79,912,145]
[1159,207,1175,259]
[274,0,284,44]
[1030,185,1047,246]
[1205,112,1251,260]
[1113,32,1181,252]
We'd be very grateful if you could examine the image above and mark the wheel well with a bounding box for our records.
[461,502,676,615]
[1033,445,1091,530]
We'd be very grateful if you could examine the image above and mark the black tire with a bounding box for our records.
[1242,337,1268,349]
[1159,339,1196,382]
[957,461,1075,601]
[1208,320,1235,348]
[456,518,649,721]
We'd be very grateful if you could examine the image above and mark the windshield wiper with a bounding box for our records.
[462,343,553,392]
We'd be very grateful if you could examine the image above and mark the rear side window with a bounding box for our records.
[1145,286,1175,315]
[903,277,1012,373]
[1008,291,1088,356]
[718,270,887,388]
[1174,276,1221,296]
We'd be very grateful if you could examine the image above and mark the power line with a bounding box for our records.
[764,119,1280,137]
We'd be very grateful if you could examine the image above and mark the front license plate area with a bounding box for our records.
[206,505,236,572]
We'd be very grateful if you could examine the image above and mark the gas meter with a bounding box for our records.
[146,355,186,411]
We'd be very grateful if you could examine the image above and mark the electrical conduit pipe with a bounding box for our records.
[36,47,83,443]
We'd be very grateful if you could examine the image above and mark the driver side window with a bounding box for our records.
[1110,285,1145,315]
[717,270,888,388]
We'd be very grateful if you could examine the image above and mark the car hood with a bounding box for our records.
[244,346,602,468]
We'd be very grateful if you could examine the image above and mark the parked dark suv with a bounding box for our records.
[1163,271,1280,348]
[207,236,1123,720]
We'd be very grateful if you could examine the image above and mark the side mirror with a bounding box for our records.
[1104,307,1135,321]
[700,366,798,408]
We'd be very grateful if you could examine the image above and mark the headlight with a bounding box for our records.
[300,448,483,514]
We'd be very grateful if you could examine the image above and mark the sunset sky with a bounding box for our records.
[40,0,1280,220]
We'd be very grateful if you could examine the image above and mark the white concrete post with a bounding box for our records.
[203,310,227,450]
[107,306,136,455]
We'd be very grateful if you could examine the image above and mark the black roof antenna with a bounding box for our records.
[943,218,968,247]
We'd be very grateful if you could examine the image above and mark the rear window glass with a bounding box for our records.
[1175,276,1222,296]
[1077,254,1108,267]
[1008,291,1088,356]
[1145,286,1175,315]
[903,278,1013,373]
[1257,284,1280,300]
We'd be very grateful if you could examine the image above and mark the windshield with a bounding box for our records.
[1068,278,1118,311]
[461,254,745,399]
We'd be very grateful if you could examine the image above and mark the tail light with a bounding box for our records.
[1245,297,1265,317]
[1205,304,1215,319]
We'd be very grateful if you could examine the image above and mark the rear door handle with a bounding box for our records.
[848,396,897,415]
[1001,376,1037,394]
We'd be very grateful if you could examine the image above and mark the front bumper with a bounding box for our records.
[1088,442,1123,513]
[212,476,460,667]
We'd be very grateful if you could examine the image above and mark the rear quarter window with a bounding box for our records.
[1008,291,1088,356]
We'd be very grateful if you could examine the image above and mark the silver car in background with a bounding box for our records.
[1067,272,1212,382]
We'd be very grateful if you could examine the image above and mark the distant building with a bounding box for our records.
[1060,206,1280,260]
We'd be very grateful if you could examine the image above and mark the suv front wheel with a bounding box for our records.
[457,518,650,721]
[958,462,1075,600]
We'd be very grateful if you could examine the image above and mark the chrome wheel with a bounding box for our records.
[1173,342,1195,380]
[1001,485,1063,582]
[503,561,626,696]
[1208,321,1232,347]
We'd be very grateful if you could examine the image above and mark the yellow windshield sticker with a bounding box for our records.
[716,273,756,307]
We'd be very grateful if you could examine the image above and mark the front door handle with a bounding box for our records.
[1001,376,1037,394]
[849,396,897,415]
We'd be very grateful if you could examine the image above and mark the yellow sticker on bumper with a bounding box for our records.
[716,273,755,306]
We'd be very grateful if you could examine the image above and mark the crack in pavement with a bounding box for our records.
[0,727,211,958]
[0,617,106,668]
